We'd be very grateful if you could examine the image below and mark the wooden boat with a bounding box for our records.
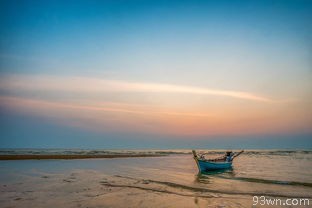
[192,150,243,172]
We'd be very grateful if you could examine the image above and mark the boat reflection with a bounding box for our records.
[194,168,234,184]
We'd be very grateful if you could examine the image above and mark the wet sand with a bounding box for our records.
[0,154,166,160]
[1,151,311,208]
[0,170,252,208]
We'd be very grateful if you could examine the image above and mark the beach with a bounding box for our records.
[0,149,311,208]
[1,0,311,207]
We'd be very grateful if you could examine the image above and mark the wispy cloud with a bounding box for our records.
[0,96,212,118]
[0,75,307,135]
[0,96,217,135]
[0,75,274,102]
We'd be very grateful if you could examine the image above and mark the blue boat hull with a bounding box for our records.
[192,150,233,172]
[196,159,232,172]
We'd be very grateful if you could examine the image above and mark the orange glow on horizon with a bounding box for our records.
[0,95,310,136]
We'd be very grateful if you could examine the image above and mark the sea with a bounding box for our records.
[0,149,311,208]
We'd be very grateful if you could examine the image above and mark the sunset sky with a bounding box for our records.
[0,0,311,149]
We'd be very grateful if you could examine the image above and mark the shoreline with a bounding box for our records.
[0,154,167,160]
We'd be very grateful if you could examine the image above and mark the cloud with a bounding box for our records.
[0,96,212,118]
[0,96,216,135]
[0,74,274,102]
[0,74,308,135]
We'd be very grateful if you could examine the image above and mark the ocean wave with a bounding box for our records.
[0,148,311,156]
[107,175,312,198]
[212,175,312,188]
[0,149,169,156]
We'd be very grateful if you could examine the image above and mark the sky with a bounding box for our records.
[0,0,311,149]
